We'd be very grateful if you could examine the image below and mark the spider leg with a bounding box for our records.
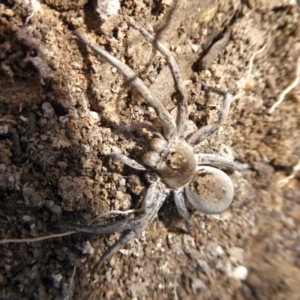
[58,182,167,234]
[187,81,234,145]
[126,18,188,137]
[93,230,136,273]
[196,154,249,170]
[58,182,168,271]
[110,153,146,171]
[127,181,169,229]
[93,182,168,272]
[187,122,219,145]
[173,190,194,235]
[74,29,176,140]
[56,219,129,235]
[90,209,136,223]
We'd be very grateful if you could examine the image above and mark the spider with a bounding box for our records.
[60,18,248,273]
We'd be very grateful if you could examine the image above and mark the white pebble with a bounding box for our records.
[215,245,224,255]
[22,215,31,222]
[52,273,63,288]
[89,111,99,121]
[42,102,55,118]
[96,0,120,19]
[82,241,94,255]
[230,265,248,280]
[192,44,199,52]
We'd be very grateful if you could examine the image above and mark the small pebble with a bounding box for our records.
[22,215,31,222]
[45,200,54,209]
[42,102,55,118]
[51,204,62,215]
[230,265,248,280]
[89,111,99,121]
[51,273,63,288]
[192,44,200,52]
[96,0,120,19]
[82,241,94,255]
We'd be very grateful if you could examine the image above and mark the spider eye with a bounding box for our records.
[185,166,234,214]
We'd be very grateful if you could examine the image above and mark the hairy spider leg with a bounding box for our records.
[173,190,194,235]
[196,154,249,170]
[59,181,168,271]
[187,81,234,145]
[94,181,168,271]
[74,29,176,140]
[126,18,188,138]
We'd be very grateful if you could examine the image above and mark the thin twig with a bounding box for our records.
[0,231,76,244]
[269,56,300,113]
[277,160,300,188]
[232,44,267,102]
[0,118,17,125]
[244,44,267,87]
[63,266,77,300]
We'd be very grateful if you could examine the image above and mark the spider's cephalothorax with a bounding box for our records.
[59,18,248,273]
[142,138,196,189]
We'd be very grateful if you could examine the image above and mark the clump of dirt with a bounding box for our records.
[1,0,300,299]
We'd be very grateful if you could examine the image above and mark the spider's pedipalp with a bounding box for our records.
[173,189,194,235]
[196,153,249,171]
[110,153,146,171]
[149,137,168,153]
[74,29,176,139]
[142,150,161,168]
[185,166,234,214]
[142,137,168,168]
[126,18,188,137]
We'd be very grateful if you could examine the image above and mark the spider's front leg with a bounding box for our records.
[126,18,188,137]
[74,29,176,140]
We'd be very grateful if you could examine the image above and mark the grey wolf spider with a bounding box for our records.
[61,19,248,273]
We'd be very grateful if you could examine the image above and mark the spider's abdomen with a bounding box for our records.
[143,138,196,189]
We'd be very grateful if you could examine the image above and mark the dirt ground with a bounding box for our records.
[1,0,300,299]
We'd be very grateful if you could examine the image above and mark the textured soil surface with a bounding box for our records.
[1,0,300,299]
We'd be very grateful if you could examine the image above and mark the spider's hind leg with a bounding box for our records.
[174,190,194,235]
[187,81,234,145]
[93,230,136,274]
